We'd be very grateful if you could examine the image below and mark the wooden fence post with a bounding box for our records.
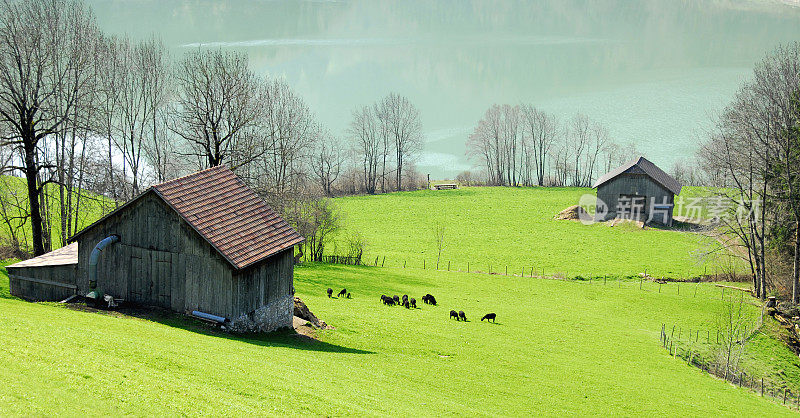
[403,260,406,268]
[467,262,469,273]
[640,278,643,290]
[677,283,680,295]
[448,261,450,271]
[423,259,426,269]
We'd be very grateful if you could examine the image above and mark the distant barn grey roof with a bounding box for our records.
[70,165,304,270]
[592,156,682,195]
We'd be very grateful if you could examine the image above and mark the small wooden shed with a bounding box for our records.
[7,165,304,332]
[592,156,682,226]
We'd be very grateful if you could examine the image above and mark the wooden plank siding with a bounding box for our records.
[596,172,674,224]
[9,168,298,332]
[70,192,292,321]
[7,264,77,301]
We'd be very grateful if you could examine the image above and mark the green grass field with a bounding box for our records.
[1,185,794,415]
[0,262,797,416]
[330,187,729,279]
[0,175,112,251]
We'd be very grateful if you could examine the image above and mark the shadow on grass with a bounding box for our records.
[65,302,374,355]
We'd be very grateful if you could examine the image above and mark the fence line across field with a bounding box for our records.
[660,323,797,410]
[312,253,745,297]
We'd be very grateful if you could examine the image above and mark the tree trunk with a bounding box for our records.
[24,142,45,256]
[794,218,800,303]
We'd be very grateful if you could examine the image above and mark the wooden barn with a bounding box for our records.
[6,165,304,332]
[592,156,682,226]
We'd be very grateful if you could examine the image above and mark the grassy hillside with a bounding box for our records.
[0,263,796,415]
[0,175,112,252]
[331,186,729,279]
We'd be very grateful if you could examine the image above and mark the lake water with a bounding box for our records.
[88,0,800,179]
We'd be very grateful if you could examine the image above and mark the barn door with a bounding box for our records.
[128,248,147,303]
[151,250,172,308]
[127,247,171,307]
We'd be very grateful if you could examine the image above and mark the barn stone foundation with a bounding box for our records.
[228,295,293,333]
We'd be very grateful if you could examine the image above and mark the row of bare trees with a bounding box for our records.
[347,94,424,194]
[700,42,800,302]
[0,0,427,260]
[0,0,352,258]
[465,104,637,187]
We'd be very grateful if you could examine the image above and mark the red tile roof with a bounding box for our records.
[71,165,304,269]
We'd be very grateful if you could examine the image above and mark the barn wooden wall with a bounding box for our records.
[7,264,77,301]
[596,173,674,223]
[232,249,293,317]
[73,192,293,321]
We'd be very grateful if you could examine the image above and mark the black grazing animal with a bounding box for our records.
[346,293,351,299]
[410,298,416,308]
[337,288,347,297]
[402,294,408,305]
[458,311,467,321]
[327,288,333,298]
[422,294,437,306]
[392,295,400,305]
[481,313,496,323]
[403,300,410,309]
[450,310,459,320]
[380,295,388,304]
[381,295,395,306]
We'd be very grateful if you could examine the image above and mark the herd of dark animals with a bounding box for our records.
[366,291,495,323]
[325,287,496,323]
[327,288,351,299]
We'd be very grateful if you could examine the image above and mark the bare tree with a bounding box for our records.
[349,105,380,194]
[172,48,260,169]
[699,42,800,301]
[714,296,755,380]
[520,105,559,186]
[0,0,99,255]
[253,78,316,199]
[107,36,170,197]
[567,113,590,187]
[289,197,338,262]
[311,131,343,197]
[434,223,445,268]
[376,94,422,191]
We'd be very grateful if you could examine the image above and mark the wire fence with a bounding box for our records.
[313,254,744,296]
[660,323,799,410]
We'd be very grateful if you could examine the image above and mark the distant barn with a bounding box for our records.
[592,156,682,226]
[7,165,304,332]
